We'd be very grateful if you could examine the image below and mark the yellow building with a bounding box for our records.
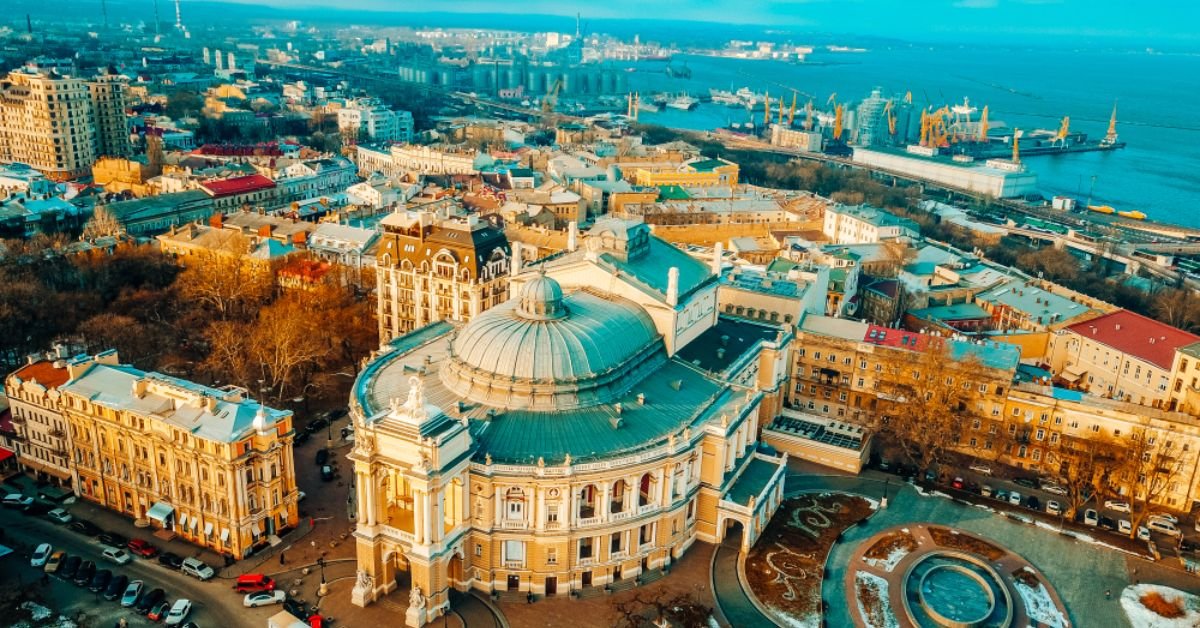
[58,351,299,559]
[93,157,155,197]
[631,158,739,188]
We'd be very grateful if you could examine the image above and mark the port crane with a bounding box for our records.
[1055,116,1071,147]
[978,105,989,142]
[787,92,797,126]
[1011,128,1023,164]
[777,97,786,125]
[626,92,640,121]
[884,99,897,137]
[1102,101,1119,146]
[542,78,563,125]
[919,106,951,148]
[763,91,771,126]
[833,103,845,141]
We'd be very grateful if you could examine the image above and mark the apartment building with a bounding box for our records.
[337,98,414,143]
[3,350,78,488]
[822,203,919,245]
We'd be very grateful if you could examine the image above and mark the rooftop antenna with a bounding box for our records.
[174,0,182,30]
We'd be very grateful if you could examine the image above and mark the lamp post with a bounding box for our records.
[882,478,890,509]
[317,555,327,596]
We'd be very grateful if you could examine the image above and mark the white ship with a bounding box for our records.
[736,87,766,107]
[666,94,699,111]
[710,88,742,106]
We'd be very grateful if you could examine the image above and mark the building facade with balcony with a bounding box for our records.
[3,351,78,488]
[348,220,790,626]
[55,351,299,560]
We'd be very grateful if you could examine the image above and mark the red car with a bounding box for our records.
[234,573,276,593]
[147,600,171,621]
[127,539,159,558]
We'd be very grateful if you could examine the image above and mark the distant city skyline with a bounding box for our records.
[214,0,1199,44]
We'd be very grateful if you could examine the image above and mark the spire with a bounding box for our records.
[253,404,267,435]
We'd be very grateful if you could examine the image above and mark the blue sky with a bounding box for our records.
[223,0,1200,43]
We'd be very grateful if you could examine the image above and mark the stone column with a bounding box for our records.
[365,471,377,526]
[423,491,433,544]
[413,489,424,543]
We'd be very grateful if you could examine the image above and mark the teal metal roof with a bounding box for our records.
[908,303,992,321]
[598,237,712,302]
[726,457,780,506]
[687,159,732,173]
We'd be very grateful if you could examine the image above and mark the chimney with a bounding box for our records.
[567,221,578,252]
[258,224,272,238]
[209,212,223,229]
[711,241,723,275]
[511,241,523,277]
[666,267,679,306]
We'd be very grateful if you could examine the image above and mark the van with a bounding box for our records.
[181,557,215,581]
[1147,519,1180,537]
[234,573,276,593]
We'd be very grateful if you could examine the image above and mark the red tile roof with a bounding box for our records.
[201,174,276,197]
[1065,309,1198,370]
[863,324,930,351]
[11,360,70,389]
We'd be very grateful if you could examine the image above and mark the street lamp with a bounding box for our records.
[317,555,327,596]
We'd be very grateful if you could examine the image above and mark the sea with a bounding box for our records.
[620,45,1200,229]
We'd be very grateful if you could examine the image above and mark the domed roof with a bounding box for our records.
[440,278,662,411]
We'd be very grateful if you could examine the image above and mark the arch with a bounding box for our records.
[638,473,656,507]
[611,479,628,514]
[578,484,597,519]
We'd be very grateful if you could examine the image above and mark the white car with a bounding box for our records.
[1008,491,1022,506]
[46,508,73,524]
[1147,519,1181,537]
[164,599,192,626]
[243,590,287,608]
[30,543,53,567]
[3,493,34,508]
[969,463,993,476]
[1043,484,1068,496]
[1084,508,1099,526]
[1118,519,1133,535]
[102,547,132,565]
[1046,500,1062,516]
[1104,500,1131,513]
[1137,526,1151,541]
[1148,513,1179,525]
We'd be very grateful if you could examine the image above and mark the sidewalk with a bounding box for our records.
[64,499,227,567]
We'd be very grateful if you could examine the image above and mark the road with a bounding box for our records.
[0,508,291,628]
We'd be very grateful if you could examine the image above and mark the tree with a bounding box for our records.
[77,312,165,367]
[82,205,125,240]
[176,234,275,321]
[610,591,712,628]
[165,90,203,120]
[1151,288,1200,332]
[248,294,331,403]
[1016,246,1080,285]
[1044,433,1122,518]
[878,340,991,473]
[1110,427,1188,538]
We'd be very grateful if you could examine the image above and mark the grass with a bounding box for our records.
[1139,591,1186,619]
[862,530,917,561]
[928,527,1005,561]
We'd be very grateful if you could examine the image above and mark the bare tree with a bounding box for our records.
[249,295,331,403]
[1045,433,1122,518]
[1110,427,1189,537]
[82,204,125,240]
[176,233,275,320]
[611,591,712,628]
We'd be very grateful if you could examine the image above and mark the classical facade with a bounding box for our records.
[349,219,790,625]
[375,209,511,342]
[3,351,76,487]
[56,352,299,559]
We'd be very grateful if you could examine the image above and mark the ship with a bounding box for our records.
[666,94,699,111]
[1118,210,1147,220]
[710,88,741,106]
[1087,205,1115,215]
[736,87,766,107]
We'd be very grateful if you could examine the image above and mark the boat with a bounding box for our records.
[735,87,766,107]
[1118,210,1147,220]
[1087,205,1115,215]
[666,95,699,111]
[710,89,741,106]
[637,101,661,114]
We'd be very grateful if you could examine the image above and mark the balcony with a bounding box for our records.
[637,503,658,516]
[610,511,632,522]
[577,516,602,527]
[503,559,525,570]
[379,524,415,544]
[500,519,526,530]
[610,551,628,561]
[578,557,596,567]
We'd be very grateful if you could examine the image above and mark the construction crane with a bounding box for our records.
[763,91,771,126]
[833,103,844,142]
[542,78,563,126]
[777,97,786,125]
[1012,128,1023,164]
[787,92,797,126]
[884,100,897,137]
[1055,116,1071,146]
[1102,101,1119,146]
[903,91,913,104]
[804,100,815,131]
[978,105,989,142]
[920,106,950,148]
[626,92,639,122]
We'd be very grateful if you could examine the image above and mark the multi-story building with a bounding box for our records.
[337,99,414,144]
[822,203,919,245]
[375,209,511,342]
[630,158,739,189]
[1050,309,1198,408]
[0,68,131,180]
[3,349,78,488]
[348,220,790,625]
[57,351,299,559]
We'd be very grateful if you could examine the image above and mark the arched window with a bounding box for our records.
[611,479,628,514]
[578,484,597,519]
[505,487,525,520]
[638,473,655,507]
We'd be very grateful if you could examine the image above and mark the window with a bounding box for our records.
[547,547,557,565]
[504,540,525,563]
[610,532,623,554]
[506,488,525,520]
[579,537,593,559]
[475,543,482,557]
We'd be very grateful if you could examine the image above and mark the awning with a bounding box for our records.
[1060,364,1087,383]
[147,501,174,524]
[178,513,188,529]
[220,528,230,543]
[0,448,15,463]
[204,522,214,537]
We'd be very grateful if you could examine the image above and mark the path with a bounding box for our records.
[711,530,768,628]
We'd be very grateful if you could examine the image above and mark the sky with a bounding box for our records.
[215,0,1200,44]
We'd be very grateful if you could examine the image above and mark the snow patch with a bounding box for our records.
[1120,584,1200,628]
[863,545,911,573]
[855,571,900,628]
[1035,520,1061,532]
[772,610,820,628]
[1015,580,1069,628]
[14,603,76,628]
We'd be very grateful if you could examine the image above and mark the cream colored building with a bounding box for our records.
[0,69,129,180]
[3,350,77,488]
[348,219,790,625]
[57,351,299,559]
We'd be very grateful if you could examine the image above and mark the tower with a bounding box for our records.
[174,0,182,30]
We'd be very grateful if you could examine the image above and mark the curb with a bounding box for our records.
[708,542,733,628]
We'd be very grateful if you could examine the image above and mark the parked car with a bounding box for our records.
[127,538,159,558]
[1043,483,1068,496]
[1137,526,1151,541]
[243,590,287,608]
[121,580,145,607]
[44,551,66,574]
[305,417,329,434]
[136,588,166,614]
[73,560,96,587]
[320,465,334,481]
[165,599,192,626]
[97,532,128,548]
[1025,495,1041,511]
[1008,491,1022,506]
[103,547,133,565]
[1046,500,1062,516]
[1084,509,1099,526]
[181,557,214,581]
[1147,519,1181,537]
[3,493,33,508]
[89,568,113,593]
[158,552,184,569]
[951,477,965,490]
[980,485,993,498]
[31,543,53,567]
[968,463,993,476]
[327,408,348,421]
[105,574,130,601]
[315,449,329,465]
[148,600,172,621]
[45,508,73,524]
[234,574,276,593]
[1104,500,1131,513]
[995,489,1008,502]
[1148,513,1179,526]
[58,555,82,580]
[294,430,311,445]
[1099,516,1118,531]
[68,520,103,536]
[1013,476,1040,489]
[1118,519,1133,535]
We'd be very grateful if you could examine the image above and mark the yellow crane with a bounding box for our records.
[1056,116,1071,145]
[777,96,786,125]
[763,90,771,126]
[804,99,814,131]
[833,103,844,141]
[1012,128,1023,164]
[884,99,897,137]
[978,105,989,142]
[920,106,950,148]
[787,92,797,126]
